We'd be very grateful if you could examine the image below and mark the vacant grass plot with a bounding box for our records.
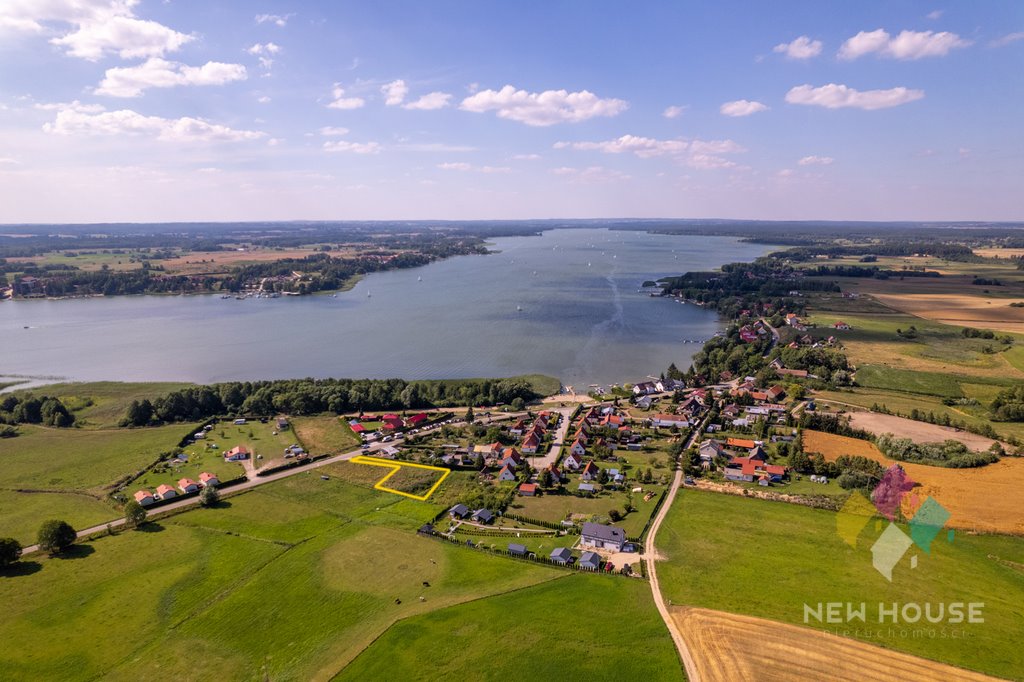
[291,416,360,454]
[802,430,1024,534]
[0,489,116,544]
[337,574,680,681]
[511,484,667,538]
[0,477,564,681]
[656,490,1024,679]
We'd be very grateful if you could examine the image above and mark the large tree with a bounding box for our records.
[124,500,147,529]
[0,537,22,567]
[37,519,76,554]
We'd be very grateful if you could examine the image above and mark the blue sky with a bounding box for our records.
[0,1,1021,222]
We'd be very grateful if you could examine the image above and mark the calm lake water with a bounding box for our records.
[0,228,773,388]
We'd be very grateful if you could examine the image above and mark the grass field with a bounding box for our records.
[0,423,198,542]
[337,574,681,681]
[0,474,566,681]
[656,489,1024,679]
[16,381,194,429]
[802,430,1024,534]
[511,484,667,538]
[291,416,360,454]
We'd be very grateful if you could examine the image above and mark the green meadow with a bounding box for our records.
[337,574,681,681]
[656,490,1024,680]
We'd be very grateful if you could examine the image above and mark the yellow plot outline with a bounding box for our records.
[350,455,451,501]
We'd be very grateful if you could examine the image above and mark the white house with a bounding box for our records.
[199,472,220,488]
[156,484,177,500]
[133,490,155,506]
[562,451,584,470]
[651,413,689,429]
[178,478,200,494]
[580,522,626,551]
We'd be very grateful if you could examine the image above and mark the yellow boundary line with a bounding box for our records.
[350,455,451,501]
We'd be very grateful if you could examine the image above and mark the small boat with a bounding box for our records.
[367,291,371,298]
[587,262,591,267]
[516,305,522,312]
[417,276,422,282]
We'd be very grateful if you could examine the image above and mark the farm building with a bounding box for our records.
[508,543,527,557]
[578,551,602,571]
[518,483,538,497]
[581,522,627,551]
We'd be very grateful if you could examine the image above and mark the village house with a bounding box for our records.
[726,437,758,450]
[550,547,574,565]
[499,447,523,469]
[134,490,155,506]
[833,321,852,330]
[449,504,470,519]
[580,522,627,551]
[508,543,527,557]
[178,478,200,494]
[199,472,220,488]
[156,484,177,501]
[518,482,537,497]
[699,439,724,462]
[472,508,495,524]
[766,385,786,402]
[497,465,517,481]
[580,461,601,481]
[569,439,587,457]
[651,413,689,429]
[546,464,562,483]
[578,482,595,494]
[521,432,541,454]
[509,418,527,436]
[562,451,584,470]
[224,445,250,461]
[724,457,788,484]
[635,395,653,410]
[632,381,662,396]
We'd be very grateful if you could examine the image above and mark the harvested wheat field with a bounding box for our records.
[671,607,1000,682]
[846,412,1006,451]
[870,293,1024,334]
[803,430,1024,534]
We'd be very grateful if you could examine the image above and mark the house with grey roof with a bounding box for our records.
[550,547,573,565]
[472,508,495,524]
[449,504,470,519]
[580,522,627,551]
[578,551,602,571]
[508,543,527,557]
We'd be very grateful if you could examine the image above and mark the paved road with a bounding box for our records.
[643,414,708,682]
[529,406,575,470]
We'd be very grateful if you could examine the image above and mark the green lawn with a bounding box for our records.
[656,490,1024,680]
[0,476,564,681]
[199,419,299,464]
[511,484,667,538]
[291,415,360,454]
[336,574,681,681]
[0,423,200,541]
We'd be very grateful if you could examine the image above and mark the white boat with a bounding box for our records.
[417,276,422,282]
[516,305,522,312]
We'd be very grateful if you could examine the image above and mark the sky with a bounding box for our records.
[0,1,1022,223]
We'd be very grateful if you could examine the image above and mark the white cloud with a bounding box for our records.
[34,99,106,113]
[555,134,744,169]
[773,36,823,59]
[257,95,271,104]
[327,85,365,110]
[437,162,510,173]
[512,153,541,160]
[0,1,192,61]
[323,140,380,154]
[838,29,971,60]
[798,155,834,166]
[54,15,193,61]
[247,42,281,55]
[991,32,1024,48]
[550,166,630,184]
[460,85,628,126]
[382,80,409,106]
[720,99,768,117]
[95,58,247,97]
[319,126,350,137]
[0,157,19,165]
[662,105,687,119]
[786,83,924,110]
[926,10,944,20]
[396,142,477,152]
[255,13,293,27]
[43,107,265,142]
[404,92,452,110]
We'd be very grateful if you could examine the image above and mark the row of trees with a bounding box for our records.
[875,434,1000,468]
[122,377,540,426]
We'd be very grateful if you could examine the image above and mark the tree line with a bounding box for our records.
[121,377,541,426]
[0,394,76,428]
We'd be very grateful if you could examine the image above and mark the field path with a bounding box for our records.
[645,416,707,682]
[671,606,1003,682]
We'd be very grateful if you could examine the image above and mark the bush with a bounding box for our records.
[837,470,873,490]
[124,500,147,529]
[199,486,220,507]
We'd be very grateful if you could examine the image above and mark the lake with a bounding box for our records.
[0,228,773,389]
